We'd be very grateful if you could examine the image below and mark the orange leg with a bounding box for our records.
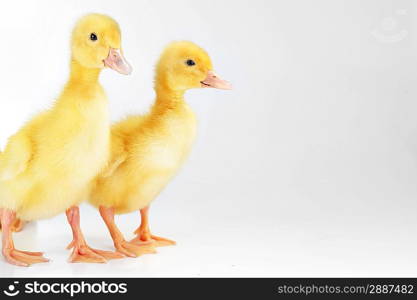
[130,206,176,247]
[66,206,123,263]
[0,208,48,267]
[0,218,27,232]
[11,219,26,232]
[99,206,156,257]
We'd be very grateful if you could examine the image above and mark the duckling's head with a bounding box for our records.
[155,41,231,92]
[71,13,132,75]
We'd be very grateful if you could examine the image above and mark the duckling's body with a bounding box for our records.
[90,98,196,214]
[90,41,231,257]
[0,64,109,221]
[0,14,132,266]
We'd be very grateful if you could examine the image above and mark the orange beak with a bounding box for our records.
[103,48,132,75]
[201,71,232,90]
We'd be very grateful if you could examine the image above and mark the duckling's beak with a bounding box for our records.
[104,48,132,75]
[201,71,232,90]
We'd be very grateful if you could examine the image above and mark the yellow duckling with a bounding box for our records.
[89,41,231,257]
[0,13,132,266]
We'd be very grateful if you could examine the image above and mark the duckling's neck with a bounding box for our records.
[68,60,101,86]
[153,84,186,112]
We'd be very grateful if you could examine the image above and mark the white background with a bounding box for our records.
[0,0,416,277]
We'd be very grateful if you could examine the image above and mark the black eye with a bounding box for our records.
[186,59,195,66]
[90,33,98,41]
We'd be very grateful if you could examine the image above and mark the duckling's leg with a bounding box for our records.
[65,206,123,263]
[0,218,26,232]
[12,218,26,232]
[130,206,176,247]
[0,208,49,267]
[99,206,156,257]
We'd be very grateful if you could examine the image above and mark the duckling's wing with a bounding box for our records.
[100,133,127,178]
[0,133,32,180]
[100,115,146,178]
[100,152,127,178]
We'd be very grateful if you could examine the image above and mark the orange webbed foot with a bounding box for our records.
[0,209,48,267]
[134,207,176,247]
[66,241,124,263]
[114,240,156,258]
[3,249,49,267]
[131,234,176,248]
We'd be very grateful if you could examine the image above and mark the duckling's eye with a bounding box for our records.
[90,33,98,41]
[186,59,195,66]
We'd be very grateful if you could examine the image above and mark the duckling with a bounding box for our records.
[89,41,231,257]
[0,13,132,266]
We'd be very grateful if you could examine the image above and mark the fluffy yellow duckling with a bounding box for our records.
[89,41,231,257]
[0,13,132,266]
